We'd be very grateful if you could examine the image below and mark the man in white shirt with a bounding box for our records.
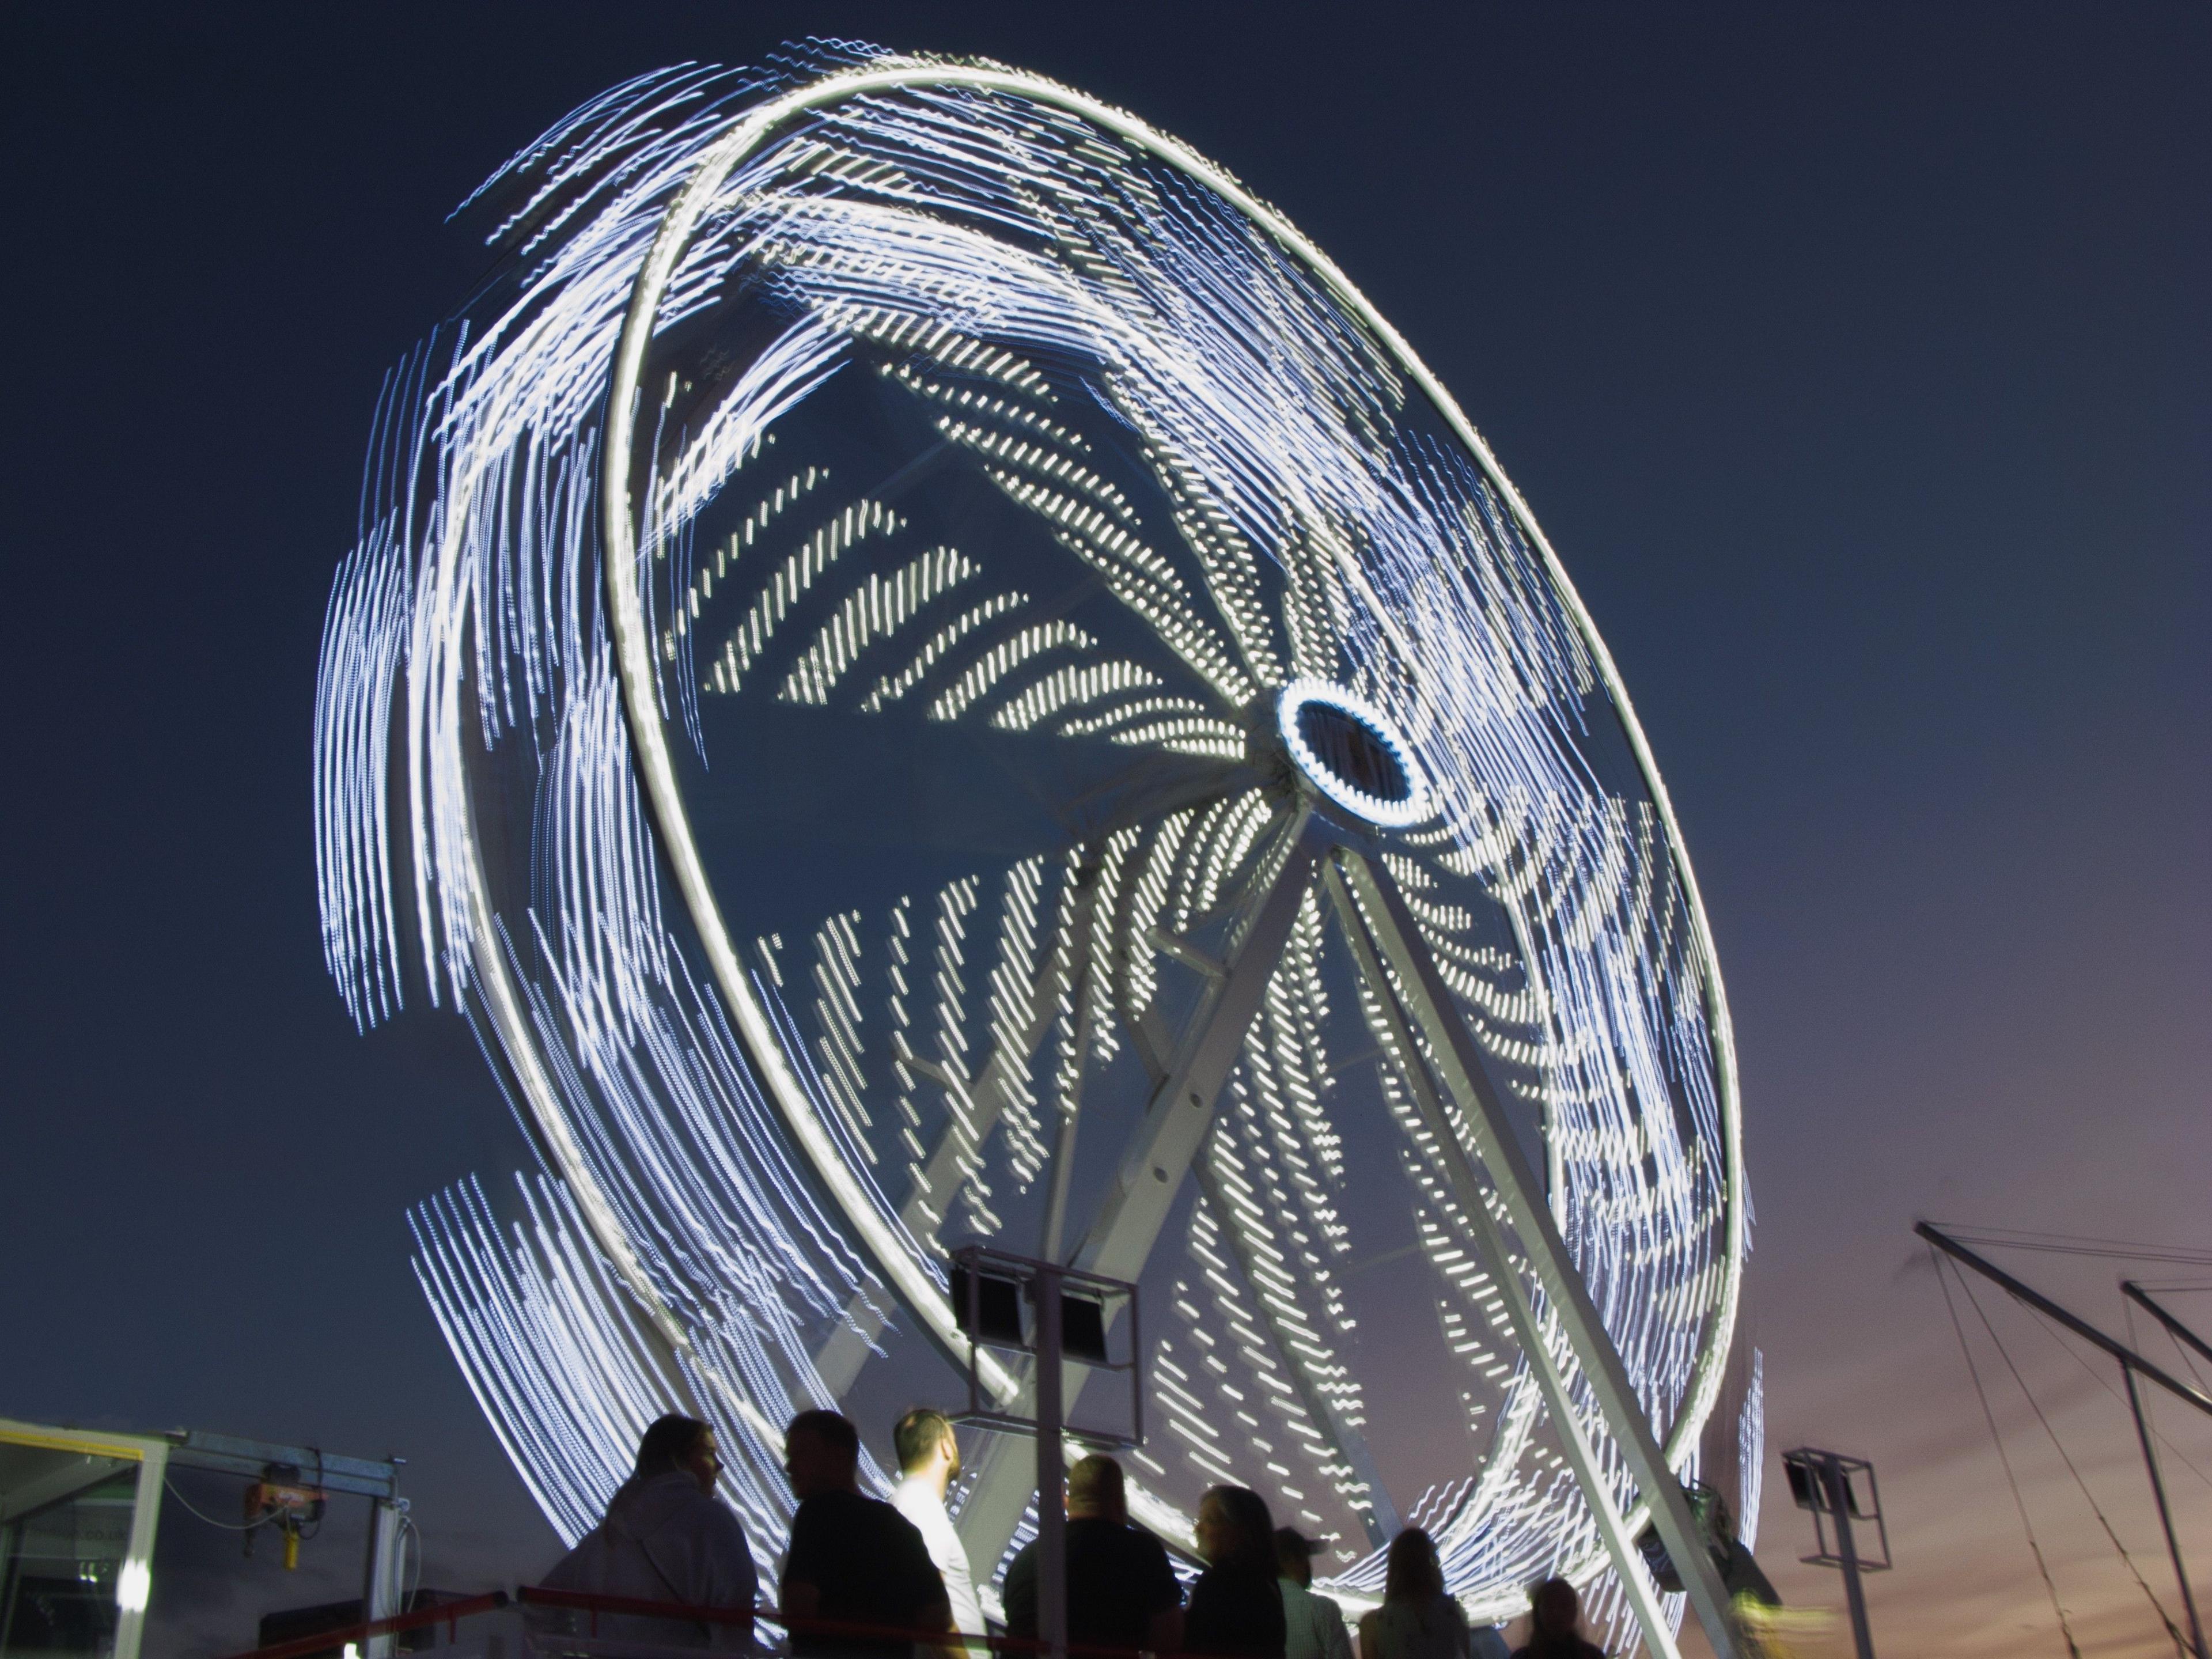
[890,1408,985,1643]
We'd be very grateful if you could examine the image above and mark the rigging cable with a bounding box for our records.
[162,1475,274,1531]
[2017,1301,2212,1495]
[1934,1245,2085,1659]
[1931,1226,2212,1268]
[1954,1263,2190,1657]
[403,1508,423,1604]
[2135,1298,2212,1396]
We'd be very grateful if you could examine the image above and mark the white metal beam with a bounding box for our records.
[362,1497,407,1659]
[1187,1153,1402,1546]
[955,810,1325,1568]
[811,876,1090,1398]
[1327,850,1747,1659]
[116,1441,165,1659]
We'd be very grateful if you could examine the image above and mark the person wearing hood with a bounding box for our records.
[541,1413,759,1649]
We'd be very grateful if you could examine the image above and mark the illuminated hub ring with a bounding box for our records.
[315,42,1753,1650]
[1276,680,1431,829]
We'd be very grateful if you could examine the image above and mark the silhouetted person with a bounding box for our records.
[781,1410,951,1659]
[1185,1485,1286,1659]
[1005,1453,1184,1653]
[541,1414,757,1649]
[891,1409,984,1641]
[1508,1578,1603,1659]
[1274,1527,1351,1659]
[1357,1529,1478,1659]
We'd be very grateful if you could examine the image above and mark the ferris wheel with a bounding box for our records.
[316,41,1753,1657]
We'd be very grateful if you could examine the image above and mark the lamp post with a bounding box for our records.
[950,1246,1141,1659]
[1781,1448,1887,1659]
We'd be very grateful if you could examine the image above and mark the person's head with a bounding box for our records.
[1529,1578,1582,1639]
[1195,1484,1275,1573]
[632,1414,719,1495]
[1382,1528,1444,1603]
[1067,1455,1127,1522]
[893,1408,960,1482]
[785,1410,861,1499]
[1274,1527,1321,1588]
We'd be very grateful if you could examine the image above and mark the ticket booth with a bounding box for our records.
[0,1419,167,1659]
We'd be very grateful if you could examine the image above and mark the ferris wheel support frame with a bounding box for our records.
[1186,1149,1404,1548]
[952,809,1334,1568]
[811,874,1097,1400]
[1328,848,1745,1659]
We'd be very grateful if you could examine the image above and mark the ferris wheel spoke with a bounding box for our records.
[1070,810,1328,1289]
[1324,849,1732,1659]
[810,872,1097,1399]
[1036,854,1113,1267]
[955,808,1330,1569]
[1185,1153,1402,1548]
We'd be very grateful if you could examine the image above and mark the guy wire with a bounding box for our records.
[1934,1244,2084,1659]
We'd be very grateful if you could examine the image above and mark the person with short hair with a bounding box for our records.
[889,1408,984,1642]
[1272,1527,1351,1659]
[540,1413,757,1649]
[1005,1453,1184,1653]
[1508,1578,1602,1659]
[781,1410,952,1659]
[1185,1485,1286,1658]
[1357,1529,1484,1659]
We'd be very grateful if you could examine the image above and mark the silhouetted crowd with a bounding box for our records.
[541,1411,1613,1658]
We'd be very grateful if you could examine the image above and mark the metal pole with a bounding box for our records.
[1039,902,1095,1267]
[957,816,1324,1571]
[1039,1103,1082,1266]
[114,1440,168,1659]
[1035,1267,1067,1659]
[2124,1283,2212,1372]
[1916,1226,2212,1419]
[1922,1228,2210,1655]
[362,1497,406,1659]
[1328,852,1743,1659]
[1820,1459,1877,1659]
[2123,1364,2207,1659]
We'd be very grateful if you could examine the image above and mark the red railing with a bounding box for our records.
[520,1583,756,1633]
[225,1584,1168,1659]
[519,1586,1145,1656]
[222,1589,509,1659]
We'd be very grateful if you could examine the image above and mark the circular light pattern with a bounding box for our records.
[1276,679,1431,828]
[312,41,1755,1649]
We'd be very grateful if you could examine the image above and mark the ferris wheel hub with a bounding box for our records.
[1276,679,1431,829]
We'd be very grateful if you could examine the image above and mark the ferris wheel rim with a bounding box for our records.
[589,48,1745,1520]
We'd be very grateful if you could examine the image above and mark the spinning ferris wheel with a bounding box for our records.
[315,41,1754,1658]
